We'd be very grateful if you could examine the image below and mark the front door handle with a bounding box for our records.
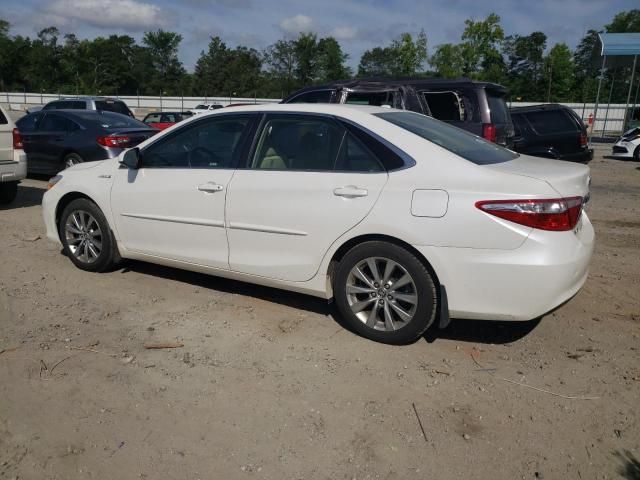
[197,182,224,193]
[333,186,368,198]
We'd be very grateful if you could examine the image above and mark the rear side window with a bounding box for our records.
[95,100,131,116]
[252,115,344,171]
[486,93,509,124]
[345,91,401,108]
[288,90,334,104]
[43,101,62,110]
[0,110,7,124]
[423,91,465,122]
[376,111,518,165]
[39,114,79,132]
[525,110,578,135]
[511,114,525,136]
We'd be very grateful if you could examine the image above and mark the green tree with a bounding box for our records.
[429,43,464,78]
[142,29,186,95]
[606,9,640,33]
[391,30,428,75]
[264,39,297,95]
[572,29,600,102]
[357,47,396,77]
[460,13,504,78]
[544,43,574,102]
[317,37,350,82]
[503,32,547,100]
[294,33,319,85]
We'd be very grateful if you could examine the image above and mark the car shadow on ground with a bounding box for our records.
[615,450,640,480]
[121,260,541,346]
[424,317,541,345]
[0,184,45,210]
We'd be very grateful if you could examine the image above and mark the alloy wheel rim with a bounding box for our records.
[65,156,80,168]
[64,210,103,264]
[345,256,418,332]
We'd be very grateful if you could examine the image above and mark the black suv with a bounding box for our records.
[282,78,514,147]
[510,104,592,163]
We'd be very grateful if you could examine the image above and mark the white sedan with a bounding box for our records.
[42,104,594,344]
[611,127,640,160]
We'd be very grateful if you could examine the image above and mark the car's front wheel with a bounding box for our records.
[59,198,117,272]
[334,241,438,344]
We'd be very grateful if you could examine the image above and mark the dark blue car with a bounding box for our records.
[16,110,157,174]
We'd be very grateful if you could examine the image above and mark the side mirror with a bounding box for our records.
[120,148,141,169]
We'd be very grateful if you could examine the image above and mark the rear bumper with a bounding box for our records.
[414,213,595,321]
[0,151,27,182]
[560,149,593,163]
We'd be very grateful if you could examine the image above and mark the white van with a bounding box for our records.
[0,106,27,204]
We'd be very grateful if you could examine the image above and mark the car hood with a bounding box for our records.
[485,155,590,198]
[66,160,106,172]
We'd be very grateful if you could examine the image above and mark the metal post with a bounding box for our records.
[160,90,162,110]
[622,55,638,133]
[601,71,615,137]
[589,55,606,144]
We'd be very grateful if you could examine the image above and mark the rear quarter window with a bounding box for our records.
[525,110,579,135]
[16,114,40,132]
[486,93,509,124]
[375,111,518,165]
[0,110,7,124]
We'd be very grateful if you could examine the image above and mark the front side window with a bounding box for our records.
[376,111,517,165]
[251,115,344,171]
[288,90,334,104]
[143,115,250,168]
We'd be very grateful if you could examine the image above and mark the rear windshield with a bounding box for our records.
[375,111,518,165]
[75,111,147,129]
[486,92,509,124]
[95,100,131,116]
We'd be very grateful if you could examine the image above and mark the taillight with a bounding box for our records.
[12,128,23,149]
[482,123,497,143]
[580,133,587,147]
[97,135,131,147]
[476,197,583,231]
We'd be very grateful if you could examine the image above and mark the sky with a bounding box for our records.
[2,0,637,70]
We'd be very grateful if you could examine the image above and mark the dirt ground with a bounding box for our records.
[1,145,639,480]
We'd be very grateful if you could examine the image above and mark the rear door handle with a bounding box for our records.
[333,186,368,198]
[198,182,224,193]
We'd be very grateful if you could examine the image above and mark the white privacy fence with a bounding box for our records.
[0,92,633,136]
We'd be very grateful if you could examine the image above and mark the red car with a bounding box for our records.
[142,111,191,130]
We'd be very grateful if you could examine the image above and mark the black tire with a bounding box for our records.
[63,152,84,169]
[0,181,18,205]
[59,198,117,272]
[333,241,438,345]
[634,145,640,162]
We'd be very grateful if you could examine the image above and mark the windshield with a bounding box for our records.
[194,105,207,109]
[95,100,131,116]
[375,111,517,165]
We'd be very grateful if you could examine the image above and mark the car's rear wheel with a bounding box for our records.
[59,198,117,272]
[334,241,438,344]
[0,181,18,204]
[63,153,84,169]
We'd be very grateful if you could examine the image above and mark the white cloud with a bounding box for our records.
[279,14,314,35]
[44,0,170,31]
[330,26,357,40]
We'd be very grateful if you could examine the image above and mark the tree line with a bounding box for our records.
[0,9,638,102]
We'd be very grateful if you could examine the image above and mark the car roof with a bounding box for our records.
[55,96,125,101]
[510,103,570,113]
[285,77,506,98]
[193,103,393,117]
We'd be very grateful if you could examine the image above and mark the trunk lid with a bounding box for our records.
[106,128,158,147]
[485,154,590,198]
